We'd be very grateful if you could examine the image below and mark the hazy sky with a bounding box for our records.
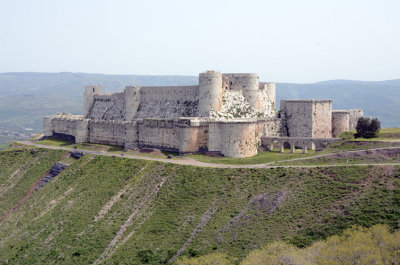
[1,0,399,82]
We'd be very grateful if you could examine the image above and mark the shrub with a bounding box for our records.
[355,117,381,139]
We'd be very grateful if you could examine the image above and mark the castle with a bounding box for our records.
[43,71,363,158]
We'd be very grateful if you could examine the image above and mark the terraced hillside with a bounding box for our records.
[0,146,399,264]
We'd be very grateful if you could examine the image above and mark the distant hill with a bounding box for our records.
[0,72,399,142]
[277,79,400,128]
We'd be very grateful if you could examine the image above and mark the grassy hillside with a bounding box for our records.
[0,146,399,264]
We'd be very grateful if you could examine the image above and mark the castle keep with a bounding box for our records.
[44,71,363,158]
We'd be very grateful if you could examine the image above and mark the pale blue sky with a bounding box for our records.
[1,0,399,82]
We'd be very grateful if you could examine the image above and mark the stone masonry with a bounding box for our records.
[44,71,363,158]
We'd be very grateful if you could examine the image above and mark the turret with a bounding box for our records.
[265,82,276,108]
[83,85,103,118]
[223,73,261,110]
[332,110,350,137]
[198,71,223,116]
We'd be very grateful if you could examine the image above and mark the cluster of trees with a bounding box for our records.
[355,117,381,138]
[177,224,400,265]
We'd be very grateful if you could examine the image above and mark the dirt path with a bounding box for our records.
[17,141,400,169]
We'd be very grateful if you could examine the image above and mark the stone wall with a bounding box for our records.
[88,93,126,121]
[257,118,282,137]
[124,122,138,150]
[347,109,364,131]
[312,100,332,138]
[177,118,208,153]
[332,111,350,137]
[280,100,332,138]
[44,113,89,143]
[88,120,127,146]
[135,86,199,119]
[280,100,314,137]
[137,119,179,151]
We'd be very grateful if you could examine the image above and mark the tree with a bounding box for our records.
[355,117,381,139]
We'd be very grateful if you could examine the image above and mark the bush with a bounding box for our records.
[355,117,381,139]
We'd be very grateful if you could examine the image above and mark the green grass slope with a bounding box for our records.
[0,147,399,264]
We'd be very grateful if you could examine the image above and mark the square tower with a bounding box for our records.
[280,100,332,138]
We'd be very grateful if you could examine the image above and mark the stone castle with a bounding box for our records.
[43,71,363,158]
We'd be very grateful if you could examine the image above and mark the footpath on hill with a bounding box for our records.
[16,141,400,169]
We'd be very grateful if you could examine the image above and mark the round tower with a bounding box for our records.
[332,110,350,138]
[83,85,103,118]
[198,71,223,117]
[239,73,261,111]
[266,82,276,108]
